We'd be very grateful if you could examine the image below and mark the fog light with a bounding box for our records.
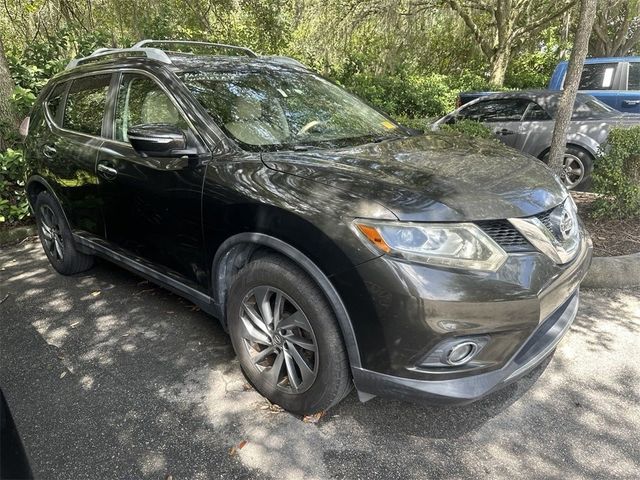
[446,341,478,366]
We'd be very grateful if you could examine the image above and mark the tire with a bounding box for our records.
[542,145,594,191]
[34,191,94,275]
[227,255,352,415]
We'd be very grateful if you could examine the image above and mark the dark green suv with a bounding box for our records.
[23,40,592,414]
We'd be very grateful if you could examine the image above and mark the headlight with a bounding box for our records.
[354,220,508,271]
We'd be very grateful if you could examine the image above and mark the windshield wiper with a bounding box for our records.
[369,133,407,144]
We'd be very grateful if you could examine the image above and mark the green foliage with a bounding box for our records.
[439,119,496,140]
[0,148,29,224]
[336,71,491,119]
[592,126,640,219]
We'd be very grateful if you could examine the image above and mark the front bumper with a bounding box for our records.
[336,224,593,405]
[352,291,579,404]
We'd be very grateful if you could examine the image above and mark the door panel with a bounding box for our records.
[97,72,208,287]
[39,76,109,236]
[458,98,531,149]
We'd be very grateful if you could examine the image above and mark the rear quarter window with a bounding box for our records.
[62,74,111,136]
[45,82,68,125]
[628,63,640,90]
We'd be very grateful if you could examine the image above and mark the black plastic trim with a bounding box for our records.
[211,232,363,368]
[73,234,218,315]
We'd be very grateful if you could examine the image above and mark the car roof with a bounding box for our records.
[556,56,640,66]
[60,41,310,79]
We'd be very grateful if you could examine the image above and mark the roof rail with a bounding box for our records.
[131,39,258,58]
[65,47,172,70]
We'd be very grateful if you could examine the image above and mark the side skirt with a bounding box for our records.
[73,233,220,317]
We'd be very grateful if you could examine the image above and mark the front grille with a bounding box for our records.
[476,206,559,253]
[476,219,532,251]
[537,209,555,233]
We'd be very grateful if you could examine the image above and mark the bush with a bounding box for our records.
[592,126,640,219]
[0,148,29,224]
[336,71,492,119]
[439,119,496,141]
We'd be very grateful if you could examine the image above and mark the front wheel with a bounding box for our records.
[542,146,594,191]
[227,255,352,414]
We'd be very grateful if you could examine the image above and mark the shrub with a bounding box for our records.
[439,119,496,141]
[592,126,640,219]
[0,148,29,224]
[336,71,492,119]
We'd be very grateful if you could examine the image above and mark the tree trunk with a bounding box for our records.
[488,45,511,87]
[547,0,598,180]
[0,36,18,151]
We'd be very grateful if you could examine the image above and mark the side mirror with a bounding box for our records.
[127,124,192,158]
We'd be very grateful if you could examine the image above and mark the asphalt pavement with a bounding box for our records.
[1,240,639,480]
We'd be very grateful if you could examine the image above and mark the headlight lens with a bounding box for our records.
[354,221,508,271]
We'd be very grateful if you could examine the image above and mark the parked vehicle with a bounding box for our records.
[434,90,640,190]
[549,56,640,113]
[455,91,496,107]
[23,40,592,414]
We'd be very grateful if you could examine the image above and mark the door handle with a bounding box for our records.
[496,128,516,135]
[622,99,640,107]
[42,145,56,158]
[97,163,118,179]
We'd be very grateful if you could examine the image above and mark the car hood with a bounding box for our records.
[262,132,567,222]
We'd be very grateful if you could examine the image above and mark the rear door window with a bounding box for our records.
[579,63,617,90]
[459,99,530,122]
[63,74,111,136]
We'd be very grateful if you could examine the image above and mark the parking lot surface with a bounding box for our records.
[1,240,639,479]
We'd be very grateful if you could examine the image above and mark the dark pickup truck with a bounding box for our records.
[457,56,640,112]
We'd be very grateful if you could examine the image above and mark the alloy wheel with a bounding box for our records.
[239,286,319,393]
[39,204,64,261]
[561,153,585,189]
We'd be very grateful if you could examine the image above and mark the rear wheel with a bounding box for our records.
[227,255,352,414]
[34,191,94,275]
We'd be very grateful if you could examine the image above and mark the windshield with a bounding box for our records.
[179,69,404,151]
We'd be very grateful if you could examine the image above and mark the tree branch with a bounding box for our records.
[514,0,577,37]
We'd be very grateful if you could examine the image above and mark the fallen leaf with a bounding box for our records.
[303,411,326,424]
[229,440,248,456]
[242,383,253,391]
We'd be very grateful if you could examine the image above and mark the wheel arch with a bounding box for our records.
[211,232,362,369]
[537,141,597,162]
[25,175,71,226]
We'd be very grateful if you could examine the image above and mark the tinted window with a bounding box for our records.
[459,99,530,122]
[114,74,187,142]
[46,82,68,124]
[579,63,617,90]
[628,62,640,90]
[522,102,551,121]
[63,75,111,136]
